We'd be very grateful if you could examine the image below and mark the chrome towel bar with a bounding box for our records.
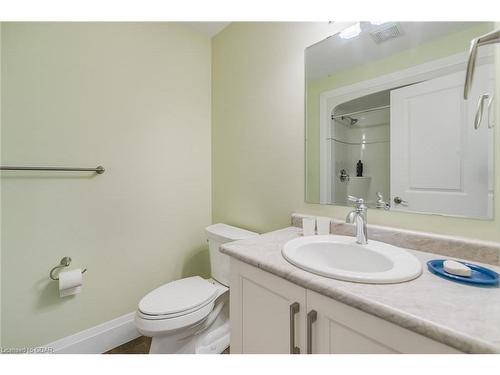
[0,165,105,174]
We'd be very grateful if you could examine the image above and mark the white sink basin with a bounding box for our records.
[282,235,422,284]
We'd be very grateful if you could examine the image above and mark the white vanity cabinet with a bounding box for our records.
[229,258,307,353]
[229,259,461,354]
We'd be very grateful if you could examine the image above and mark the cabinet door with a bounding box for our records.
[229,259,307,354]
[306,290,460,354]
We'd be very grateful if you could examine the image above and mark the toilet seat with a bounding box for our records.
[138,276,218,319]
[136,301,216,335]
[135,277,228,336]
[137,293,218,321]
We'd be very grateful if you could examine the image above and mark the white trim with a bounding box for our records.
[43,312,140,354]
[318,52,474,204]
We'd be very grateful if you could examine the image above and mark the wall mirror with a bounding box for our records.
[305,22,498,219]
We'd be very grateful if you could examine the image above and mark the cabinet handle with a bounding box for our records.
[289,302,300,354]
[307,310,317,354]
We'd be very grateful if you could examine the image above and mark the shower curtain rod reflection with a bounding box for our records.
[0,165,105,174]
[331,104,390,120]
[327,138,389,146]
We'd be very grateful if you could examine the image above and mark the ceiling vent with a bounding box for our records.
[369,23,403,44]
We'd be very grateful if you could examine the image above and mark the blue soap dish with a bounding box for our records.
[427,259,499,286]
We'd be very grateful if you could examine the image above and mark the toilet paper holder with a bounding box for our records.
[49,257,87,281]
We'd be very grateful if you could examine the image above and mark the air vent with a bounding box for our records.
[369,23,403,44]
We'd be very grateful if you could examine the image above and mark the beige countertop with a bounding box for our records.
[221,227,500,354]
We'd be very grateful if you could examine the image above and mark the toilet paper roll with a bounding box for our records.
[59,268,83,298]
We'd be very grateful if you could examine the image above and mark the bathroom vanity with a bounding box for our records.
[221,226,500,354]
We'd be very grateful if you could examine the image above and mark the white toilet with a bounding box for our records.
[134,223,258,354]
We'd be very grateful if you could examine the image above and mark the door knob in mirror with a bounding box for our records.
[393,196,408,206]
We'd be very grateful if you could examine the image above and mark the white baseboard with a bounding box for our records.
[44,312,140,354]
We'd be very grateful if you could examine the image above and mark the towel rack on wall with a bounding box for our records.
[0,165,105,174]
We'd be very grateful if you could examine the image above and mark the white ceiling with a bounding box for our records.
[183,22,230,38]
[306,22,490,82]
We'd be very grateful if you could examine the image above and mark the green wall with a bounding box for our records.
[306,23,492,202]
[212,22,500,243]
[1,22,212,347]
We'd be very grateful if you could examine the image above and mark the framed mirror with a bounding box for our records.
[305,22,497,219]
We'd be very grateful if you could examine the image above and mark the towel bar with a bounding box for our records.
[1,165,105,174]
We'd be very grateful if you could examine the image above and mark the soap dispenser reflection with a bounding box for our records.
[356,160,363,177]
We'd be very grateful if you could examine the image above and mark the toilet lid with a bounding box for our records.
[138,276,218,316]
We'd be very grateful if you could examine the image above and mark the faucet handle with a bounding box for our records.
[348,195,364,204]
[348,195,366,210]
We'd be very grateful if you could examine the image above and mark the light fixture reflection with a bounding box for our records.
[339,23,361,39]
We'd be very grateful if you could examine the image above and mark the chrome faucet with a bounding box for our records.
[346,195,368,245]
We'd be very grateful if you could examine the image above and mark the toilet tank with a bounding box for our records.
[205,223,258,286]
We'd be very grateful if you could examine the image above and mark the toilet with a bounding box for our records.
[134,223,258,354]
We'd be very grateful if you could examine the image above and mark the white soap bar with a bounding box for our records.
[443,260,472,277]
